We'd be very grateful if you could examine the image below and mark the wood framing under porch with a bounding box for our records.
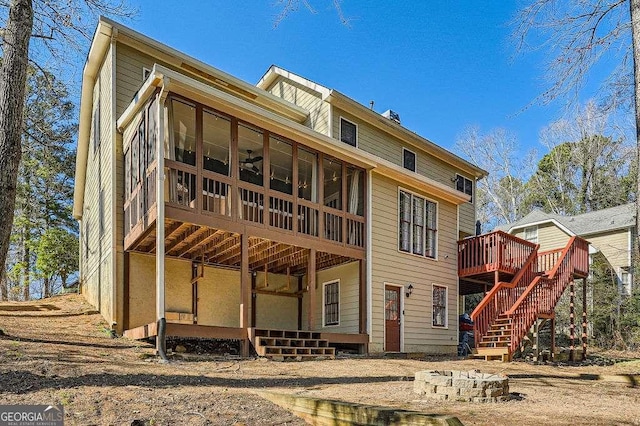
[123,217,369,356]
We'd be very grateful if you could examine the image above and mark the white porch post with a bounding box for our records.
[156,88,168,354]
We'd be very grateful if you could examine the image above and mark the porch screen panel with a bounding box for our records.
[323,157,342,209]
[347,166,364,216]
[298,148,317,202]
[203,110,231,176]
[238,124,264,186]
[269,136,293,195]
[169,99,196,166]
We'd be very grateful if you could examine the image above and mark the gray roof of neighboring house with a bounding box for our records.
[497,203,636,237]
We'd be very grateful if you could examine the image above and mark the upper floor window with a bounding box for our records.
[403,148,416,172]
[340,118,357,147]
[456,174,473,202]
[399,190,437,258]
[524,226,538,244]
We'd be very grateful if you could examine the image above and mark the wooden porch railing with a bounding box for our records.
[471,245,540,343]
[505,236,589,353]
[458,230,538,277]
[154,161,366,249]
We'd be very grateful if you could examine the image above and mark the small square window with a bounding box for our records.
[455,174,473,202]
[403,148,416,172]
[340,118,357,147]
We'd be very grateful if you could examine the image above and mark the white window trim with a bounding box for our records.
[402,147,416,173]
[142,67,151,80]
[383,282,405,352]
[322,279,340,327]
[620,268,632,296]
[339,116,358,147]
[397,187,438,261]
[431,284,448,329]
[524,225,538,244]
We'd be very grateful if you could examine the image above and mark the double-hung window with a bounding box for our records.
[399,190,437,258]
[432,285,447,327]
[323,281,339,326]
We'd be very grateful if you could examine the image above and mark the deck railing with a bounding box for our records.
[471,246,539,343]
[469,233,590,354]
[506,236,589,353]
[458,230,538,277]
[125,160,366,250]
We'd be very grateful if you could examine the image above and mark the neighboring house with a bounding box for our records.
[498,204,636,296]
[72,17,486,357]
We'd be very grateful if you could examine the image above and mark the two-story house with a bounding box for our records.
[72,17,487,357]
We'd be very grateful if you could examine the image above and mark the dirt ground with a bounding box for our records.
[0,295,639,426]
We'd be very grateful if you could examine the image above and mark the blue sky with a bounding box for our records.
[124,1,607,154]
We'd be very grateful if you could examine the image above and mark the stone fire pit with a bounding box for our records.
[414,370,510,403]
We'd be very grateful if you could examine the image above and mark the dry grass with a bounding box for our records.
[0,294,639,425]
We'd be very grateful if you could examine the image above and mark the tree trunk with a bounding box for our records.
[0,0,33,286]
[631,0,640,287]
[23,242,30,300]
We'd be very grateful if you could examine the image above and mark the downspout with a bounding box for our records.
[156,82,169,362]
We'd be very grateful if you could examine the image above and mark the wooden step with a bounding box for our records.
[472,347,511,362]
[250,328,335,360]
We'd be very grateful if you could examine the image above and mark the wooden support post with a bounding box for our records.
[533,319,539,362]
[297,276,303,330]
[582,278,587,361]
[251,272,257,328]
[240,233,250,357]
[569,280,575,362]
[550,316,556,361]
[359,259,367,334]
[308,248,316,330]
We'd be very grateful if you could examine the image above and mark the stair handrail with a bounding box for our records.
[471,243,539,342]
[506,237,577,316]
[505,236,589,353]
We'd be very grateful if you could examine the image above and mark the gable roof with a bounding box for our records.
[257,65,488,180]
[499,203,636,237]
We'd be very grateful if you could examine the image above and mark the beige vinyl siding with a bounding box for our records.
[331,106,476,235]
[514,222,571,252]
[300,261,359,334]
[81,47,116,324]
[370,172,458,353]
[266,75,329,134]
[587,229,631,272]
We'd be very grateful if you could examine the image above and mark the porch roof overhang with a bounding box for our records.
[115,64,471,207]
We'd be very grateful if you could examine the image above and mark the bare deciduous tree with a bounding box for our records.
[456,126,535,231]
[516,0,640,274]
[0,0,134,296]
